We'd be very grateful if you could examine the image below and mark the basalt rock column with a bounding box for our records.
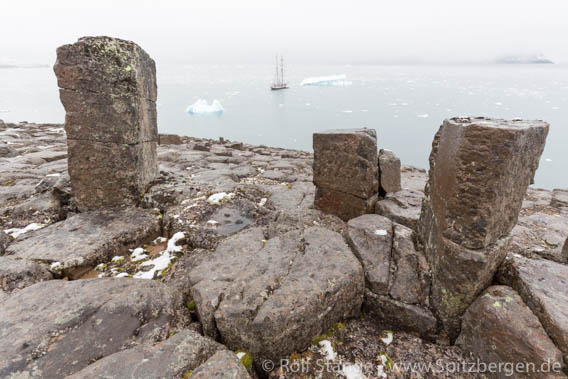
[419,117,549,338]
[313,128,378,221]
[54,36,158,211]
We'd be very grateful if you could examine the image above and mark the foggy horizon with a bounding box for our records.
[2,0,568,66]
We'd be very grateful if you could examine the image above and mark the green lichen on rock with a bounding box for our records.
[183,370,192,378]
[235,350,253,370]
[311,334,328,346]
[327,321,346,336]
[378,352,394,369]
[440,288,466,316]
[187,300,196,311]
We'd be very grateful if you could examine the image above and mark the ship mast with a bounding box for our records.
[280,56,284,85]
[275,55,279,85]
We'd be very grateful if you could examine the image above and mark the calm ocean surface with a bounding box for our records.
[1,64,566,189]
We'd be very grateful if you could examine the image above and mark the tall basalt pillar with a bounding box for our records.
[313,128,378,221]
[418,117,549,338]
[54,36,158,211]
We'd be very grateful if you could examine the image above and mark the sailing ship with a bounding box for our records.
[271,55,289,90]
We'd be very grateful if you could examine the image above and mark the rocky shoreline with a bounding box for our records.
[1,119,567,378]
[1,36,568,379]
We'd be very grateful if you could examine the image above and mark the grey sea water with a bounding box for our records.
[1,63,566,189]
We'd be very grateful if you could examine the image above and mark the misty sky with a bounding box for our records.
[2,0,568,65]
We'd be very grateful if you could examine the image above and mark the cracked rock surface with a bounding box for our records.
[0,278,187,378]
[187,226,364,363]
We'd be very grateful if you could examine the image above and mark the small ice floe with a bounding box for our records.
[341,110,353,113]
[186,99,224,114]
[133,232,185,280]
[361,109,368,112]
[417,114,429,118]
[111,256,124,263]
[207,192,235,205]
[300,74,352,87]
[545,158,552,162]
[374,229,388,236]
[130,248,148,262]
[341,364,366,379]
[4,223,45,239]
[318,340,336,361]
[380,330,393,345]
[258,198,267,207]
[495,102,503,106]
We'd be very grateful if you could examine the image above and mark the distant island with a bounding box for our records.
[495,54,554,64]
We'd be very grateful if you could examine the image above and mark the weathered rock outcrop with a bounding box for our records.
[378,149,401,194]
[457,285,566,379]
[0,278,186,378]
[498,255,568,362]
[159,133,183,145]
[313,128,378,221]
[348,214,435,337]
[69,330,230,379]
[0,231,10,255]
[0,256,53,294]
[563,238,568,261]
[187,226,364,363]
[419,117,549,337]
[54,36,158,210]
[191,351,251,378]
[6,207,161,278]
[551,189,568,209]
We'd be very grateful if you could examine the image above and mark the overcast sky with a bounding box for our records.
[2,0,568,65]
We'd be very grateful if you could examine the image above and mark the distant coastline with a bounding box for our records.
[495,54,554,65]
[0,63,49,69]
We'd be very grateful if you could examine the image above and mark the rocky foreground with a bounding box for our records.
[1,120,568,378]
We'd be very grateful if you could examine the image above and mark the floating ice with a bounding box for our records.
[318,340,336,361]
[186,99,224,114]
[301,74,352,87]
[4,223,45,239]
[545,158,552,162]
[417,114,429,118]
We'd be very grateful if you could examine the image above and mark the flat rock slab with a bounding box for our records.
[188,226,364,363]
[498,254,568,361]
[0,278,184,378]
[0,256,53,293]
[376,188,424,231]
[347,214,393,294]
[191,350,251,379]
[6,207,161,278]
[551,189,568,209]
[363,290,437,339]
[69,330,225,379]
[457,285,566,378]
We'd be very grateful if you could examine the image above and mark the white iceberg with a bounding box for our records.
[300,74,352,87]
[186,99,224,114]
